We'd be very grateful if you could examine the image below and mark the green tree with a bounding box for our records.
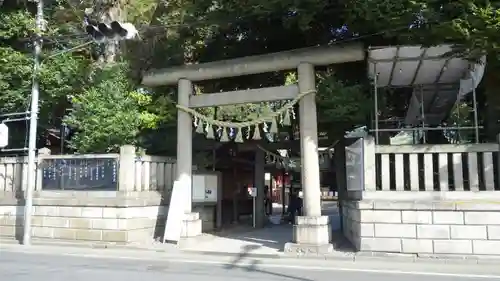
[64,65,164,153]
[316,71,372,134]
[0,0,175,153]
[0,5,90,147]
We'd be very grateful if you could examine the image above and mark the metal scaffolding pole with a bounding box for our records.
[373,65,379,144]
[0,112,30,118]
[370,126,483,132]
[471,71,480,143]
[420,86,426,144]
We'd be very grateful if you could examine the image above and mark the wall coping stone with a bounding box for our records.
[0,191,215,208]
[361,191,500,201]
[342,199,500,211]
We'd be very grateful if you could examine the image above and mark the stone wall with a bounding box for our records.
[0,191,216,244]
[342,199,500,256]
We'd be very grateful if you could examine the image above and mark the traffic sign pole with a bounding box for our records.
[248,187,257,228]
[253,196,256,228]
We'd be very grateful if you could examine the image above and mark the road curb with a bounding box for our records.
[2,238,500,265]
[0,238,354,261]
[188,249,282,259]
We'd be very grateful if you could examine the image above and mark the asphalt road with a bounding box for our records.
[1,246,500,281]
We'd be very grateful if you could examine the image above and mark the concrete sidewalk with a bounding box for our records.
[5,244,500,281]
[4,242,500,281]
[2,238,500,267]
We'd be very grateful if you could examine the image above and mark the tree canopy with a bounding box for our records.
[1,0,499,154]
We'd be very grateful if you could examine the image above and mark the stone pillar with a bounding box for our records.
[284,63,332,255]
[298,63,322,215]
[177,78,201,238]
[363,136,376,192]
[497,134,500,191]
[35,148,51,191]
[254,148,266,228]
[118,145,136,192]
[334,139,347,233]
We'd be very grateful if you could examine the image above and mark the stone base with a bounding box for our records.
[0,192,216,245]
[341,198,500,256]
[181,212,202,238]
[284,216,333,255]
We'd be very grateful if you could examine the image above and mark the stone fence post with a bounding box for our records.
[118,145,136,192]
[363,136,376,191]
[497,133,500,192]
[35,147,51,191]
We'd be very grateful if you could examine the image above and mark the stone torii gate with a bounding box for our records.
[142,44,364,253]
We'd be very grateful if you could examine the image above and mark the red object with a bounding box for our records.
[273,174,290,204]
[274,174,290,187]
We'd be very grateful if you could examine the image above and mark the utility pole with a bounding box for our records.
[23,0,43,246]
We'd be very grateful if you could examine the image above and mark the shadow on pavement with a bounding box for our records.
[218,223,292,253]
[224,244,313,281]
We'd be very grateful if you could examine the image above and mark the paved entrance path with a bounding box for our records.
[180,201,344,256]
[182,223,294,255]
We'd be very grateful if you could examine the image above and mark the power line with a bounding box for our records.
[21,21,414,50]
[16,5,448,44]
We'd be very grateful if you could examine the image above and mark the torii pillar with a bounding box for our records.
[177,78,202,238]
[282,63,332,254]
[142,44,365,252]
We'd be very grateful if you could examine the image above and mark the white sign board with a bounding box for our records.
[204,174,218,202]
[0,123,8,148]
[192,174,218,203]
[248,187,257,197]
[163,180,186,243]
[192,174,206,203]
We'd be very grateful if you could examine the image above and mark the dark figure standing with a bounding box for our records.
[286,189,303,224]
[264,185,272,216]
